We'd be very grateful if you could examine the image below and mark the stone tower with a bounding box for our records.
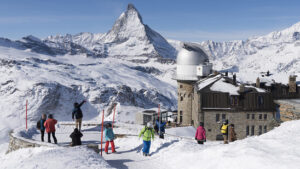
[289,75,297,93]
[175,43,212,126]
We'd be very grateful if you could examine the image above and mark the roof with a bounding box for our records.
[196,74,267,95]
[177,42,209,65]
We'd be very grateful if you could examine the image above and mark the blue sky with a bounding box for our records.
[0,0,300,42]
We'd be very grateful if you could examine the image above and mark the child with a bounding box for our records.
[70,128,83,146]
[138,122,155,156]
[104,123,116,154]
[229,124,237,142]
[195,122,206,144]
[44,114,58,144]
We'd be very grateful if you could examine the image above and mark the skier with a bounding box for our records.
[70,128,83,146]
[104,123,116,154]
[36,114,47,142]
[195,122,206,144]
[72,100,86,131]
[229,124,237,142]
[220,119,229,144]
[44,114,58,144]
[155,119,166,139]
[138,122,155,156]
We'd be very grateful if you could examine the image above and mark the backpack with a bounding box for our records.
[36,120,41,129]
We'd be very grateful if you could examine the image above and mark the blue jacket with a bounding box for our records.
[104,128,115,141]
[156,120,166,133]
[40,119,46,131]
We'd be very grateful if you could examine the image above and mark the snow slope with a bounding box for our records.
[13,120,300,169]
[0,146,114,169]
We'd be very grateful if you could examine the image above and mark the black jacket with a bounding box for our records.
[72,101,85,119]
[70,130,83,146]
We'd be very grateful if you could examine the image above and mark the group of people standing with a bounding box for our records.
[194,119,237,145]
[36,114,58,144]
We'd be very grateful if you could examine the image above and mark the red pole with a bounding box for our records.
[158,104,160,120]
[26,100,28,130]
[112,104,116,129]
[100,110,105,156]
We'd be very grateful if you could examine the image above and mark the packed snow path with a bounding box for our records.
[28,121,300,169]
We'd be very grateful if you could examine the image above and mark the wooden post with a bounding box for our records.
[100,110,105,156]
[112,104,116,129]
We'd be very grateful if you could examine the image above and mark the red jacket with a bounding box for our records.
[195,126,206,141]
[44,118,57,133]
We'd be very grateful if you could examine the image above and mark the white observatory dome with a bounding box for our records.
[176,43,211,81]
[177,43,209,65]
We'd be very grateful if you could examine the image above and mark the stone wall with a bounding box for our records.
[203,111,277,140]
[275,100,300,121]
[7,131,43,153]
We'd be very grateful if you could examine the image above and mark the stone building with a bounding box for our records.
[191,74,278,140]
[175,43,279,140]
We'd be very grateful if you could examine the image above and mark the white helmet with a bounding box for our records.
[147,122,153,128]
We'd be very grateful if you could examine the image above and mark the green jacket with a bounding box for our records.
[139,126,155,141]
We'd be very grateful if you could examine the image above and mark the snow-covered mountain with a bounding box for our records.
[45,4,177,59]
[198,22,300,83]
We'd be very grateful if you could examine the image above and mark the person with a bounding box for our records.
[72,100,86,131]
[220,119,229,144]
[37,114,47,142]
[139,122,155,156]
[44,114,58,144]
[70,128,83,146]
[155,119,167,139]
[229,124,237,142]
[104,123,116,154]
[195,122,206,144]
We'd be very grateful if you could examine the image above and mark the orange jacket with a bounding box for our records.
[44,118,57,133]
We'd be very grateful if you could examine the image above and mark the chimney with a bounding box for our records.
[267,70,270,76]
[256,77,260,88]
[225,71,228,76]
[239,84,245,93]
[233,74,236,85]
[289,75,297,93]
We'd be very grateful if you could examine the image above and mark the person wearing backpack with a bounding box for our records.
[138,122,155,156]
[104,123,116,154]
[44,114,58,144]
[70,128,83,146]
[220,119,229,144]
[36,114,47,142]
[72,100,86,131]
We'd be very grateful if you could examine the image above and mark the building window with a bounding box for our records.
[259,126,262,135]
[258,96,264,106]
[264,114,267,120]
[252,114,255,120]
[222,114,226,120]
[251,126,255,136]
[247,114,250,119]
[283,89,286,95]
[259,114,262,120]
[180,111,183,123]
[230,96,238,106]
[180,96,183,101]
[216,114,220,122]
[246,126,249,136]
[180,85,183,88]
[264,126,267,133]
